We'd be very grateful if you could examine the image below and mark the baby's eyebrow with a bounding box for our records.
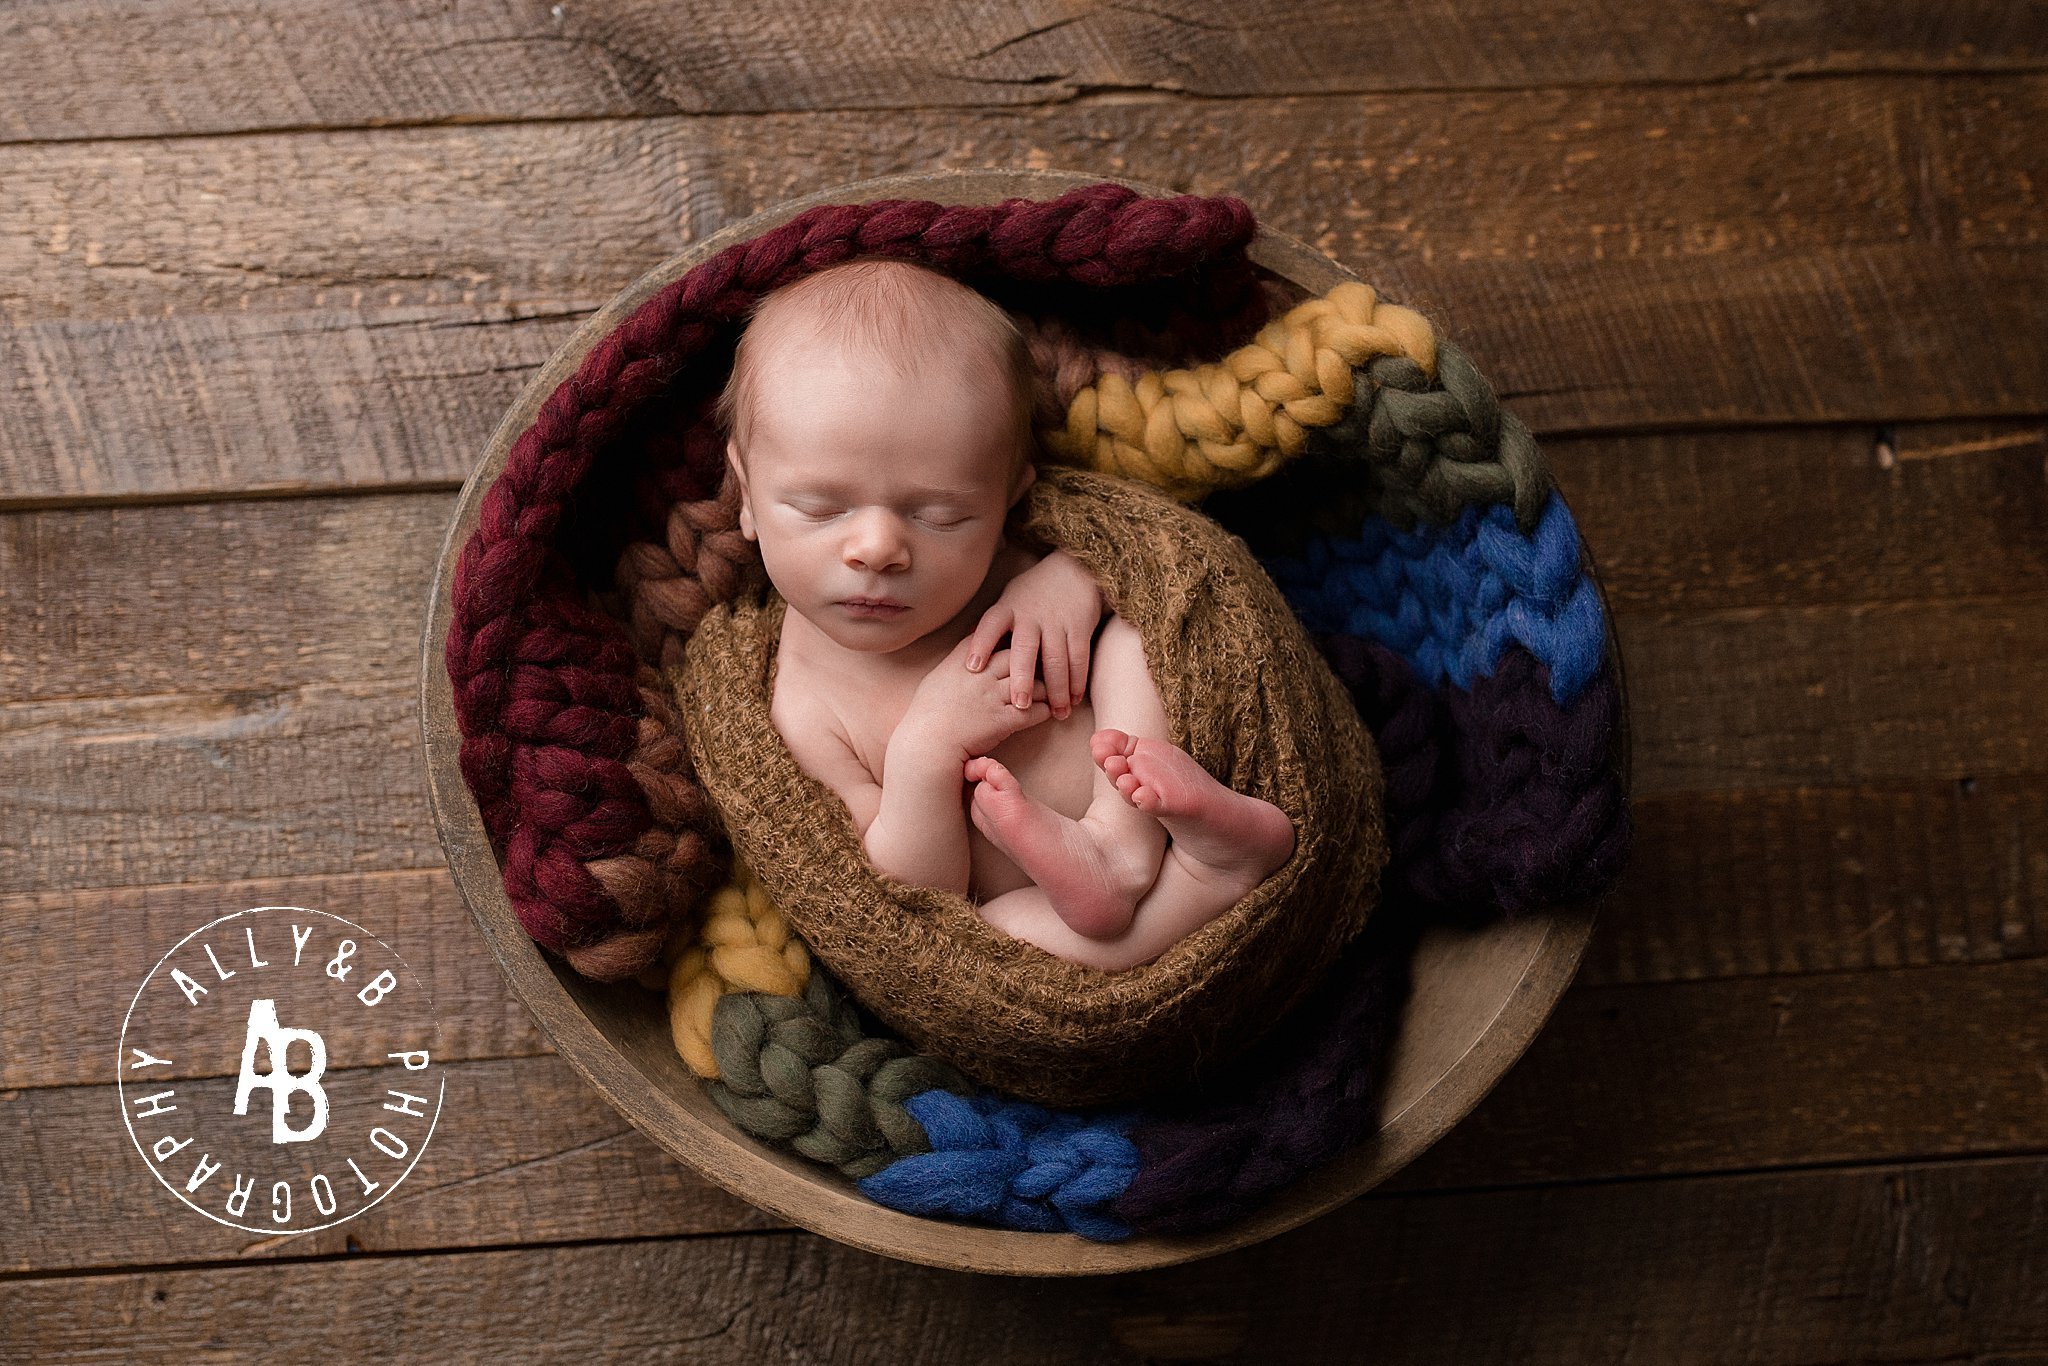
[784,480,980,503]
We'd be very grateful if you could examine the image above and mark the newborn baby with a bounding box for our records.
[717,258,1295,972]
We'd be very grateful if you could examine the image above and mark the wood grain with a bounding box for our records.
[0,495,450,703]
[0,307,579,507]
[1588,777,2048,984]
[4,76,2044,501]
[1554,421,2048,614]
[2,420,2040,704]
[5,588,2036,896]
[5,1155,2046,1363]
[3,0,2041,144]
[1,869,550,1092]
[0,1057,772,1277]
[0,682,442,896]
[8,942,2044,1270]
[1391,955,2048,1191]
[1617,593,2048,796]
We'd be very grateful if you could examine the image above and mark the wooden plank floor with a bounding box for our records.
[3,4,2044,1360]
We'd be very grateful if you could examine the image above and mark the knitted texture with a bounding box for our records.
[671,483,1627,1238]
[1264,491,1607,704]
[447,180,1632,1241]
[1041,281,1437,500]
[447,183,1261,979]
[671,465,1388,1107]
[858,1092,1141,1241]
[666,856,811,1078]
[705,969,970,1180]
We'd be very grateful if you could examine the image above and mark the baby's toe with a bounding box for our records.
[1089,728,1135,766]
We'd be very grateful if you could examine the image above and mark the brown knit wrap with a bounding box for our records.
[667,465,1386,1106]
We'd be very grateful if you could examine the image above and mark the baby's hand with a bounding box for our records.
[907,638,1053,762]
[964,549,1103,720]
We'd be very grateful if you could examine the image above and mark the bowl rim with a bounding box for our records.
[419,167,1607,1276]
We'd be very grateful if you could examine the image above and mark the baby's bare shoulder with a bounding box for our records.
[771,659,882,791]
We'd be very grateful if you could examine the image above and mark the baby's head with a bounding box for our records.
[718,259,1039,654]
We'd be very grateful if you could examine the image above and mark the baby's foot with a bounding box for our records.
[965,756,1155,940]
[1091,729,1296,894]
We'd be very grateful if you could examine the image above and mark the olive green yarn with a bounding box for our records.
[707,970,971,1179]
[1205,342,1553,556]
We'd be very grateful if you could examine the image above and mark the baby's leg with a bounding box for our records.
[1094,729,1297,895]
[1084,612,1295,905]
[978,745,1298,970]
[967,615,1169,939]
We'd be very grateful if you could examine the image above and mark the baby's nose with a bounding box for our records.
[844,510,911,569]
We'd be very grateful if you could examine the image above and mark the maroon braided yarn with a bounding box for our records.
[447,183,1259,976]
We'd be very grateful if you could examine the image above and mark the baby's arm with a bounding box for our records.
[863,637,1053,894]
[964,549,1104,720]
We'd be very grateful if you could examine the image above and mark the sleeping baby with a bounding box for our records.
[715,258,1295,972]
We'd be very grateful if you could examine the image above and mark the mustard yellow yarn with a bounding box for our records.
[651,280,1432,1083]
[662,857,811,1079]
[1040,281,1438,501]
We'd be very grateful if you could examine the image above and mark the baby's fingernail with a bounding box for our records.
[967,654,983,670]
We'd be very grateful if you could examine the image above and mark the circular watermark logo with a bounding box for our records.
[117,906,447,1235]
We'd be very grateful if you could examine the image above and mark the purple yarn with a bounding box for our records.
[1321,633,1630,919]
[1113,913,1413,1233]
[1412,648,1632,918]
[1111,637,1631,1235]
[1314,632,1449,879]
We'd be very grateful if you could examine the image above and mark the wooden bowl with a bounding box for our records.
[420,168,1624,1276]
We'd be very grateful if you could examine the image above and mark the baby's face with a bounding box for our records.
[727,336,1033,655]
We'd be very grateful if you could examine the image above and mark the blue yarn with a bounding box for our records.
[857,492,1614,1240]
[1264,491,1605,704]
[857,1090,1140,1241]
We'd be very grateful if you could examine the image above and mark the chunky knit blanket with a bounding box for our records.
[672,465,1387,1107]
[445,180,1632,1241]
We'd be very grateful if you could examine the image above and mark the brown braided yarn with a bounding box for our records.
[611,476,764,675]
[561,663,731,981]
[1019,314,1153,432]
[447,184,1265,981]
[670,465,1387,1107]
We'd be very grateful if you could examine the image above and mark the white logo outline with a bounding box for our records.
[117,905,445,1236]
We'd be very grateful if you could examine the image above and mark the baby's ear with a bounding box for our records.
[725,439,757,542]
[1006,457,1037,507]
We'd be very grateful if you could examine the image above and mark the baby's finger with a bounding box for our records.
[1040,634,1071,719]
[1008,624,1040,709]
[965,606,1013,672]
[1067,626,1092,707]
